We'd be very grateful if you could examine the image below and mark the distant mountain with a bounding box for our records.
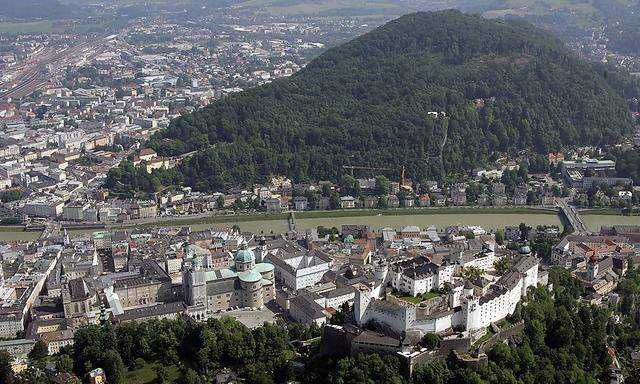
[234,0,411,16]
[0,0,79,19]
[107,10,637,194]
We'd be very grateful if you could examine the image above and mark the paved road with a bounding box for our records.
[556,198,590,234]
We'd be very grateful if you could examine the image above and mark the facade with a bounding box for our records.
[456,248,497,272]
[289,293,327,327]
[89,368,107,384]
[387,256,454,296]
[266,249,331,290]
[41,329,75,354]
[23,198,64,217]
[62,278,97,327]
[113,302,186,323]
[129,201,157,219]
[463,254,538,332]
[112,260,173,309]
[561,158,616,172]
[451,187,467,206]
[183,244,275,320]
[293,196,308,211]
[355,253,541,336]
[340,196,356,209]
[0,338,36,357]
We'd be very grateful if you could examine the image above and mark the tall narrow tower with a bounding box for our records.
[587,254,599,280]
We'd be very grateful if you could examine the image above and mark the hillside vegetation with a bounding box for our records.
[107,10,636,194]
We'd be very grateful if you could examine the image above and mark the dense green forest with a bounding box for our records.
[106,10,636,194]
[610,148,640,185]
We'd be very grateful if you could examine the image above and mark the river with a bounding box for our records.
[583,215,640,233]
[189,212,564,234]
[0,212,637,242]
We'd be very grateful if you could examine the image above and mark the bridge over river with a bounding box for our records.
[556,198,590,234]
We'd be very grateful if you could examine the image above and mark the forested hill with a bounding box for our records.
[114,10,636,193]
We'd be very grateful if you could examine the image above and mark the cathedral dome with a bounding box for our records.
[519,244,531,255]
[238,270,262,283]
[235,247,255,264]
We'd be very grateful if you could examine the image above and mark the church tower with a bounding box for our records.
[587,254,599,280]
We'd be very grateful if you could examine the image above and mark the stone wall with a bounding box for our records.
[479,320,525,352]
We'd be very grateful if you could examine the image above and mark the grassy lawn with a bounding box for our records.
[0,21,54,35]
[0,226,26,232]
[125,362,180,384]
[580,208,623,216]
[395,291,440,305]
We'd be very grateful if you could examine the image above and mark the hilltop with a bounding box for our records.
[107,10,636,193]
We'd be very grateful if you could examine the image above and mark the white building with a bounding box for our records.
[456,247,497,272]
[355,252,540,336]
[289,293,327,327]
[62,202,92,221]
[266,249,331,290]
[387,256,454,296]
[463,253,538,332]
[23,197,64,218]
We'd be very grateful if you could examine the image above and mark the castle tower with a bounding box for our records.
[354,288,372,325]
[374,263,388,284]
[464,296,481,331]
[371,263,388,298]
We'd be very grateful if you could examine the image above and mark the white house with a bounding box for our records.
[387,256,454,296]
[266,249,331,290]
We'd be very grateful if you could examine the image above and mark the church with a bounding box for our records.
[182,243,275,320]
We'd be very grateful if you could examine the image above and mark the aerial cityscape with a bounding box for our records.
[1,1,640,384]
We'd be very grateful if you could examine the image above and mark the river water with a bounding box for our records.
[192,212,564,234]
[0,213,637,242]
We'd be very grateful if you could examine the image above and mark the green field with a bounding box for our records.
[480,0,610,18]
[0,21,54,35]
[125,362,180,384]
[238,0,404,16]
[395,291,441,305]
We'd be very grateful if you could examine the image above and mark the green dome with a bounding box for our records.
[238,270,262,283]
[235,248,255,264]
[519,245,531,255]
[254,263,274,273]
